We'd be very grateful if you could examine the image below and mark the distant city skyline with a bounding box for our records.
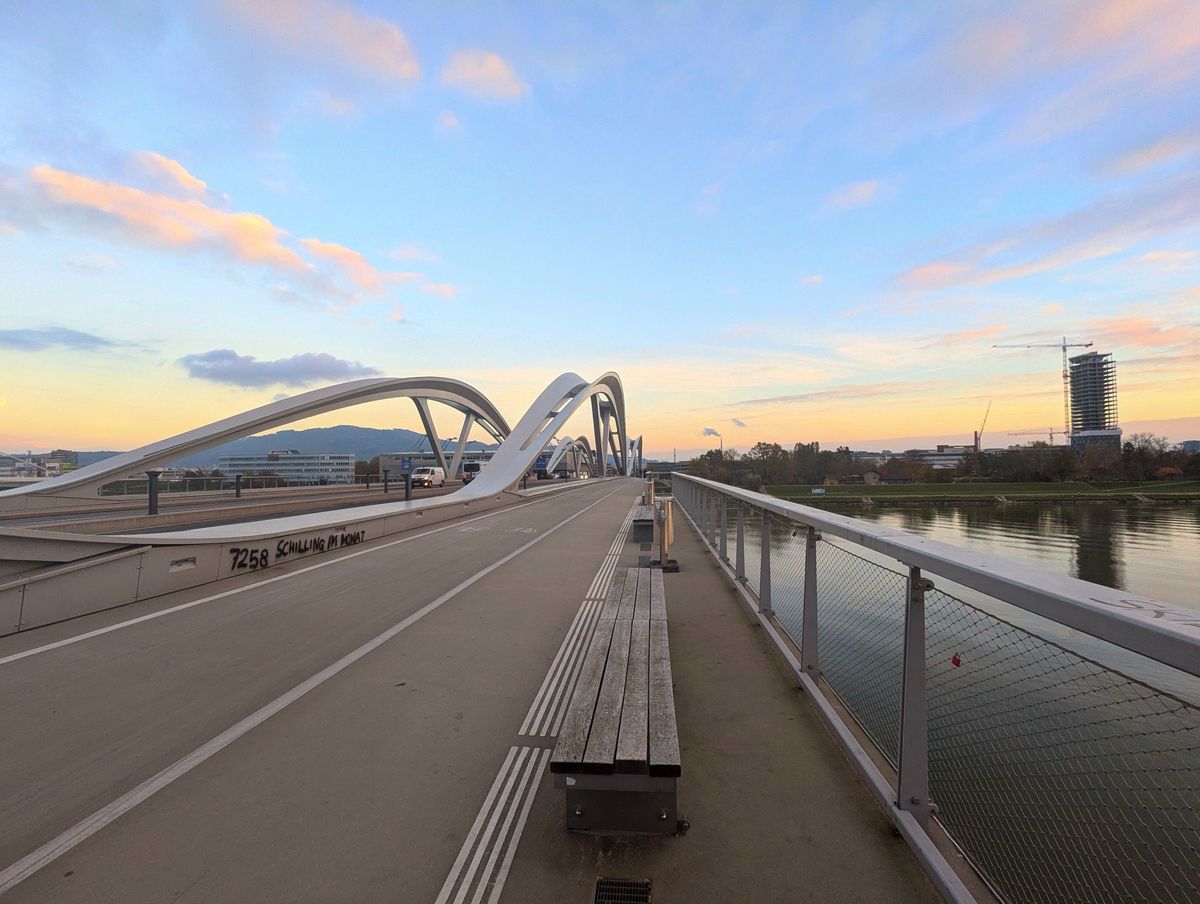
[1,2,1197,459]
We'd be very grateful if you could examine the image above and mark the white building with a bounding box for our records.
[217,450,356,485]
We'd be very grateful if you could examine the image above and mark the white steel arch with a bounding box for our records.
[0,377,511,509]
[544,436,595,477]
[458,372,627,497]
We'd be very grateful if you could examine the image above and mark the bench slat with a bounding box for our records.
[599,568,626,621]
[634,567,652,621]
[551,617,617,771]
[582,619,633,769]
[650,568,667,620]
[616,567,638,620]
[648,619,681,777]
[614,619,650,771]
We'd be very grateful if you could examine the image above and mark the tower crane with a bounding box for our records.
[993,336,1093,439]
[1009,429,1068,446]
[973,401,991,453]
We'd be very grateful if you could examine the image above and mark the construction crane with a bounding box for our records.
[993,336,1093,439]
[973,401,991,453]
[1009,429,1068,446]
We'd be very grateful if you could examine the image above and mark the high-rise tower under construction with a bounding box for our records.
[1069,351,1121,451]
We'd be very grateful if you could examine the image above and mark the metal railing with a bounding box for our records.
[671,472,1200,904]
[96,474,412,497]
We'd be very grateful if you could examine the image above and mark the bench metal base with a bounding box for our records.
[554,773,677,834]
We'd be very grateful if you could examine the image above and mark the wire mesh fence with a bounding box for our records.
[673,477,1200,904]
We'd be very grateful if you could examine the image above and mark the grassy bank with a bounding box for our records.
[762,480,1200,505]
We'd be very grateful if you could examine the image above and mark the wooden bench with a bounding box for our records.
[631,504,655,543]
[550,566,683,834]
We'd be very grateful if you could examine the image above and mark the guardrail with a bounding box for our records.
[671,472,1199,904]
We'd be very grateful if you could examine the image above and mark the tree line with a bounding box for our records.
[686,434,1200,490]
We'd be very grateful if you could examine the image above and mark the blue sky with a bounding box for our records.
[1,1,1198,457]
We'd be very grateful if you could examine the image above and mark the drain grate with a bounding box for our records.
[595,877,652,904]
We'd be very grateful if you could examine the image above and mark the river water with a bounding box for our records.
[840,502,1200,610]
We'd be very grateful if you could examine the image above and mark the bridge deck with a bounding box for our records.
[0,478,935,902]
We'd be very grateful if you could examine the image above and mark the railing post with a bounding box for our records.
[801,527,819,674]
[758,512,772,615]
[146,470,159,515]
[898,565,932,828]
[234,474,242,499]
[735,504,746,582]
[719,496,728,561]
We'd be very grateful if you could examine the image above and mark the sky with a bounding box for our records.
[1,0,1198,460]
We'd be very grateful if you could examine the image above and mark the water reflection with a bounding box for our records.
[844,502,1198,609]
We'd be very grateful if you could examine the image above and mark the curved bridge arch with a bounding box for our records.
[544,436,595,477]
[0,377,511,508]
[460,372,627,497]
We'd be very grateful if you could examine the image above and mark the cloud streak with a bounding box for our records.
[897,172,1200,290]
[178,349,380,388]
[0,327,125,352]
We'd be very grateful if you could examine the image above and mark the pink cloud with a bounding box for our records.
[218,0,420,83]
[897,172,1200,290]
[441,50,528,100]
[420,282,457,299]
[32,164,310,272]
[825,179,888,211]
[1104,130,1200,174]
[27,162,409,304]
[130,151,209,198]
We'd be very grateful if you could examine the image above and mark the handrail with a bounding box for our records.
[672,472,1200,678]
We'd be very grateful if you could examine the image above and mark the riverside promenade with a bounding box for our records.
[0,478,937,902]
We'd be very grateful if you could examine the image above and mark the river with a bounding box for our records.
[841,502,1200,610]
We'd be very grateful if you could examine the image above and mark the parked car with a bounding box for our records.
[411,466,445,488]
[462,461,482,484]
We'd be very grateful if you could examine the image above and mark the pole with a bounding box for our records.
[898,565,932,828]
[147,471,159,515]
[758,512,772,615]
[404,472,412,501]
[383,469,390,494]
[234,474,242,499]
[801,527,820,674]
[735,504,746,582]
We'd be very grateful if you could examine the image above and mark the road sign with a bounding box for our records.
[401,457,412,471]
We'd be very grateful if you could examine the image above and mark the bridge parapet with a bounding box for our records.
[673,472,1200,904]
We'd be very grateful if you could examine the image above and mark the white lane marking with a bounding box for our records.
[535,601,603,737]
[517,599,593,736]
[449,747,531,904]
[469,747,543,904]
[432,747,519,904]
[0,489,599,669]
[486,749,551,904]
[525,600,599,738]
[0,487,625,897]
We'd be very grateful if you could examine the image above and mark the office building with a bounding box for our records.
[217,450,355,484]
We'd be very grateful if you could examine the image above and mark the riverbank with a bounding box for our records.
[766,480,1200,506]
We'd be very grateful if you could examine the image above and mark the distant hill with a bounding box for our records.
[28,426,498,471]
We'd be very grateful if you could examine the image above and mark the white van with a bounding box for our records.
[411,466,445,488]
[462,461,483,484]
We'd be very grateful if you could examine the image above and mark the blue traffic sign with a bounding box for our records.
[401,457,412,470]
